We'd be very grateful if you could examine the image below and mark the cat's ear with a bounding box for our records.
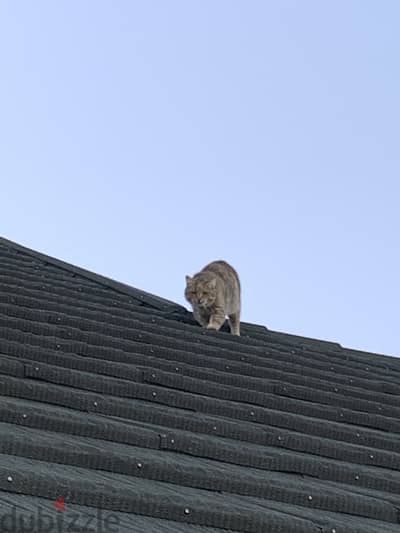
[185,275,192,284]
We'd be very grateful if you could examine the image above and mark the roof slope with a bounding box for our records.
[0,236,399,533]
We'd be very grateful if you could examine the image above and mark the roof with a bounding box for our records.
[0,236,399,533]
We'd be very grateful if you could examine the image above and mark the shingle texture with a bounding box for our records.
[0,236,399,533]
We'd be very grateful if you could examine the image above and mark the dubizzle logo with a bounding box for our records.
[0,497,120,532]
[54,497,66,512]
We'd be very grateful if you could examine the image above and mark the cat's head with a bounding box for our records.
[185,274,217,308]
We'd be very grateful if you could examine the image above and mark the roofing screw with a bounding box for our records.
[356,433,360,437]
[184,508,190,515]
[152,392,157,397]
[278,436,282,441]
[365,367,369,370]
[339,413,344,417]
[56,344,61,349]
[330,367,334,370]
[308,495,313,501]
[355,475,360,480]
[151,373,156,378]
[175,367,179,372]
[170,439,175,444]
[213,426,217,431]
[369,454,374,459]
[334,388,338,392]
[137,463,143,469]
[331,530,337,533]
[22,414,27,419]
[34,366,39,371]
[250,411,255,417]
[225,365,230,370]
[7,476,12,482]
[93,401,98,407]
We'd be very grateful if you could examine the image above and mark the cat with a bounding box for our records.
[185,260,241,335]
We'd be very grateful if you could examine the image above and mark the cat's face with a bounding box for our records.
[185,276,217,308]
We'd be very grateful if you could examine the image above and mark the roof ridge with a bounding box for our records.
[0,236,186,314]
[1,236,395,360]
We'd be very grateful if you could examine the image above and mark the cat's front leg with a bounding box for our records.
[193,306,210,327]
[207,307,226,331]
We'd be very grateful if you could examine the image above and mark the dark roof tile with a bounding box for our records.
[0,236,399,532]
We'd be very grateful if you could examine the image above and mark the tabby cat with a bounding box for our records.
[185,260,241,335]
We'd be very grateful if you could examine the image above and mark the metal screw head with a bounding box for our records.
[137,463,143,468]
[369,454,374,459]
[278,436,282,441]
[355,475,360,480]
[152,392,157,397]
[7,476,12,482]
[170,439,175,444]
[250,411,255,416]
[308,495,313,501]
[184,508,190,515]
[22,414,27,419]
[93,401,98,407]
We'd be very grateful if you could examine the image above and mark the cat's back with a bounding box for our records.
[201,260,240,291]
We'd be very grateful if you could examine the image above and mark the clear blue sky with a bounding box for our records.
[1,1,399,356]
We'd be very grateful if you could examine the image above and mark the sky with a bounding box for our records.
[1,1,399,356]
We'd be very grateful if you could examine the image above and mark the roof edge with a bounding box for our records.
[0,236,186,313]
